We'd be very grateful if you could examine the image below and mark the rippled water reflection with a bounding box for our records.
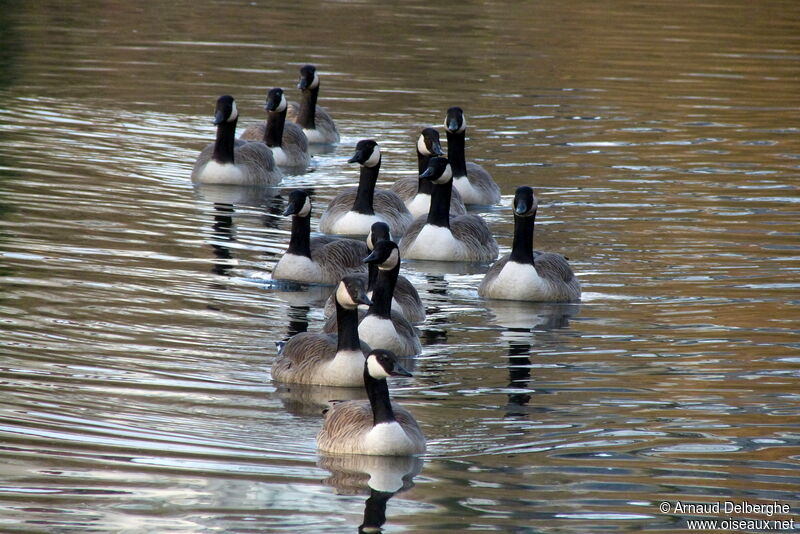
[1,0,799,532]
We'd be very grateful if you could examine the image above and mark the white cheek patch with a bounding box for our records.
[417,134,429,155]
[229,101,239,122]
[367,355,390,379]
[276,93,288,112]
[310,71,320,89]
[434,164,453,184]
[366,229,375,250]
[459,115,467,132]
[336,282,358,308]
[297,196,312,217]
[363,145,381,167]
[379,248,400,270]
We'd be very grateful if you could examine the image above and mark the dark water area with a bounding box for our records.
[1,1,799,532]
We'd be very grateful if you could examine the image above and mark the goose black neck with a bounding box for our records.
[368,263,398,318]
[296,87,319,129]
[264,110,286,148]
[509,211,536,265]
[417,152,435,194]
[335,301,362,352]
[367,263,379,291]
[286,215,311,258]
[212,119,238,164]
[365,372,397,425]
[446,130,468,177]
[426,178,452,228]
[352,160,381,215]
[359,489,393,533]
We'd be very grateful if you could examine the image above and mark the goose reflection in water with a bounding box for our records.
[194,183,282,279]
[319,454,423,533]
[488,301,581,417]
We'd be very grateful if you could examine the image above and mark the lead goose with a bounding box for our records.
[479,186,581,302]
[240,87,311,170]
[191,95,283,186]
[390,128,467,218]
[286,64,340,144]
[323,222,425,324]
[324,239,422,357]
[272,275,372,387]
[272,190,368,285]
[319,140,413,237]
[444,106,501,206]
[399,156,499,262]
[317,349,426,456]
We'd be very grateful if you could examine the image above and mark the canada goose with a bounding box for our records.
[191,95,282,186]
[316,349,426,456]
[286,64,340,144]
[390,128,467,218]
[357,240,422,357]
[400,157,499,262]
[444,106,501,205]
[272,190,369,285]
[479,186,581,301]
[324,239,422,357]
[323,222,425,324]
[319,140,413,237]
[272,275,372,387]
[240,87,311,170]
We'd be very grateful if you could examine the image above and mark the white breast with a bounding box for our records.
[270,146,289,166]
[272,253,322,283]
[330,211,383,236]
[406,194,431,219]
[485,261,550,300]
[363,422,418,456]
[404,224,466,260]
[359,315,402,353]
[198,160,246,185]
[453,176,482,205]
[303,128,330,144]
[318,349,365,387]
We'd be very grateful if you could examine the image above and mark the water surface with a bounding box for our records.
[1,1,799,532]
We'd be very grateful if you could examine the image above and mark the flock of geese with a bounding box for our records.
[192,64,582,458]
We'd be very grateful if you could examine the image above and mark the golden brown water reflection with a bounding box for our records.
[1,0,799,532]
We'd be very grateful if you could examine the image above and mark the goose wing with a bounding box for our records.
[477,254,510,296]
[272,332,337,382]
[449,214,499,262]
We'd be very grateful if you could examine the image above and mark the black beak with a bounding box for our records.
[348,149,365,164]
[390,363,413,377]
[419,166,436,180]
[447,118,460,131]
[213,110,225,125]
[431,140,444,156]
[298,78,308,91]
[354,289,373,307]
[363,250,380,263]
[514,200,528,215]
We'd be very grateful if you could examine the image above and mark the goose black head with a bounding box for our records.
[265,87,288,112]
[335,275,373,309]
[366,222,392,251]
[213,95,238,125]
[444,106,466,133]
[419,156,453,184]
[366,349,413,379]
[417,127,444,157]
[363,239,400,271]
[513,186,538,217]
[283,189,312,217]
[348,139,381,167]
[298,64,319,91]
